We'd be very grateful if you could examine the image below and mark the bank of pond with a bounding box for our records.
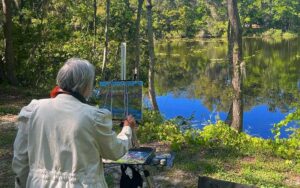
[138,110,300,161]
[132,109,300,187]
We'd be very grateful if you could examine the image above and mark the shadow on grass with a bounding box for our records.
[0,127,16,188]
[167,146,257,187]
[0,127,16,151]
[169,145,296,187]
[0,84,49,116]
[174,146,242,173]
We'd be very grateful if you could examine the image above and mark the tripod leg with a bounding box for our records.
[143,168,154,188]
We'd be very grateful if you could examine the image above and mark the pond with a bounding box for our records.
[148,37,300,139]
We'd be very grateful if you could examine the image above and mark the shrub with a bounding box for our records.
[142,109,164,125]
[262,29,282,38]
[282,32,298,39]
[138,110,300,159]
[272,108,300,159]
[262,29,298,40]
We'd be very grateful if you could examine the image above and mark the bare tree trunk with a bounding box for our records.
[225,20,233,126]
[146,0,159,111]
[93,0,97,51]
[2,0,18,85]
[134,0,144,80]
[227,0,243,132]
[101,0,110,79]
[0,59,4,83]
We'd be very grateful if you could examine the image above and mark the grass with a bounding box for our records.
[169,147,300,187]
[0,126,17,187]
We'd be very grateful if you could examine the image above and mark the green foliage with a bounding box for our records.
[262,29,299,40]
[282,32,298,39]
[173,135,300,187]
[152,1,211,39]
[206,20,227,38]
[272,108,300,140]
[1,0,300,86]
[139,111,300,160]
[272,107,300,159]
[141,109,164,125]
[138,110,185,150]
[239,0,300,32]
[199,122,274,155]
[262,29,283,38]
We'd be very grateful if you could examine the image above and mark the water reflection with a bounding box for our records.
[153,38,300,138]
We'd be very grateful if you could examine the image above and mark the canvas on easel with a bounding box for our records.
[95,81,143,121]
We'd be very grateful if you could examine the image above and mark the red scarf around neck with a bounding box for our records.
[50,86,65,98]
[50,86,86,103]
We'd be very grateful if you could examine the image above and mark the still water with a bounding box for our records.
[150,37,300,139]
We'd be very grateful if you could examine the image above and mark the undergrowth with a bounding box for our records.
[137,109,300,187]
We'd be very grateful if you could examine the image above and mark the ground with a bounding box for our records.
[0,85,38,187]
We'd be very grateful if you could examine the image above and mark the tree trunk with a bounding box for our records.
[146,0,159,111]
[0,59,4,83]
[226,20,233,126]
[101,0,110,79]
[93,0,97,51]
[134,0,144,80]
[2,0,18,85]
[226,0,243,132]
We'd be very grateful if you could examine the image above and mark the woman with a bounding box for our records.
[12,58,135,188]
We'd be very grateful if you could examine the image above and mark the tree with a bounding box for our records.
[146,0,159,111]
[134,0,143,80]
[93,0,97,51]
[226,0,243,132]
[2,0,18,85]
[102,0,110,79]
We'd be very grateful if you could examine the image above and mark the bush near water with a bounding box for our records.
[138,108,300,161]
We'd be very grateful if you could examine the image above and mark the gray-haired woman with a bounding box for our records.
[12,58,135,188]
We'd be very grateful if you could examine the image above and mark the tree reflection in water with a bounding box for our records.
[152,38,300,138]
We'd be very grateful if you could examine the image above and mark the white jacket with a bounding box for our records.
[12,94,132,188]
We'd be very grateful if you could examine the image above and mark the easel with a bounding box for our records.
[100,43,175,187]
[120,43,156,187]
[120,43,140,150]
[122,42,154,188]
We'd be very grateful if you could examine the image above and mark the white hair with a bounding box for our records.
[56,58,95,96]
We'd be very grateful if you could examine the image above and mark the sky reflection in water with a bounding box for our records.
[149,38,300,139]
[149,93,291,139]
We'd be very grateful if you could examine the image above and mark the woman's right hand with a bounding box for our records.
[123,115,136,129]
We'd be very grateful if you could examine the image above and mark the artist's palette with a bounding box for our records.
[103,147,155,165]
